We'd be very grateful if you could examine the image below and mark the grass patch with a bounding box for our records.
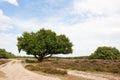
[25,64,67,75]
[39,67,67,75]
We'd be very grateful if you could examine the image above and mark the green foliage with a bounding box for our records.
[0,49,15,58]
[89,46,120,60]
[17,28,73,61]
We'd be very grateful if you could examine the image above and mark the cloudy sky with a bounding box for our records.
[0,0,120,57]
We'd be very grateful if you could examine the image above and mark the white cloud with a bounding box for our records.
[12,19,42,32]
[73,0,120,15]
[71,0,120,56]
[0,33,17,54]
[0,33,27,56]
[0,10,11,22]
[0,9,13,30]
[0,9,40,32]
[4,0,18,6]
[78,14,120,35]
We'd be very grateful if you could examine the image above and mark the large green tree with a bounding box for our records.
[89,46,120,60]
[17,29,73,61]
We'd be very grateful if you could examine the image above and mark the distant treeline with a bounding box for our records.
[0,48,15,58]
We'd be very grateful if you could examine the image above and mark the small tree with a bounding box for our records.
[17,28,73,61]
[89,46,120,60]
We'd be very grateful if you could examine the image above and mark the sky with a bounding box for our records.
[0,0,120,57]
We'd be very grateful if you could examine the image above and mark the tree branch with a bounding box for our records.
[44,54,52,59]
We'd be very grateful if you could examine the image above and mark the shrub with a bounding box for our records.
[89,46,120,60]
[0,49,15,58]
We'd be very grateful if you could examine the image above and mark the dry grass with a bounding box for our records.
[48,59,120,74]
[0,59,10,69]
[33,70,91,80]
[24,58,120,80]
[25,64,67,75]
[25,58,120,74]
[0,59,10,65]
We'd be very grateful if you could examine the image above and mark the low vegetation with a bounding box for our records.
[25,65,67,75]
[55,59,120,73]
[89,46,120,60]
[0,59,10,65]
[25,58,120,74]
[25,59,67,75]
[0,49,15,58]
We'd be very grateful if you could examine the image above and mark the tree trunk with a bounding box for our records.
[34,53,52,62]
[34,54,43,62]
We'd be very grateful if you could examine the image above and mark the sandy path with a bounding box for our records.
[0,60,60,80]
[68,70,120,80]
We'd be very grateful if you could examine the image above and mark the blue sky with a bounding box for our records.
[0,0,120,57]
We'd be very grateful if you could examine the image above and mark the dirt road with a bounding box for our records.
[0,60,60,80]
[0,60,120,80]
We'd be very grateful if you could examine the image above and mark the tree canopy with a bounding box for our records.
[89,46,120,60]
[17,29,73,61]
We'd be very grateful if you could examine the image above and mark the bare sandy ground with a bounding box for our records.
[0,60,60,80]
[68,70,120,80]
[0,60,120,80]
